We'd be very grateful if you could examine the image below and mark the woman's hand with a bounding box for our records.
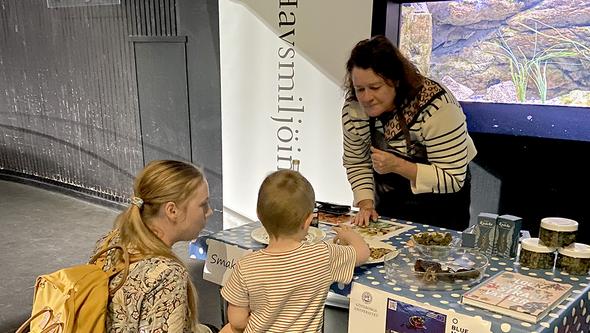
[352,199,378,226]
[370,146,401,174]
[370,146,417,183]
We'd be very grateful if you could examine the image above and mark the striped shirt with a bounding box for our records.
[342,81,477,206]
[221,242,356,333]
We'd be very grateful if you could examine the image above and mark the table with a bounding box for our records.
[189,220,590,333]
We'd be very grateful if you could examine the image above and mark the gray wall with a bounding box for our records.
[0,0,223,231]
[0,0,141,199]
[177,0,223,229]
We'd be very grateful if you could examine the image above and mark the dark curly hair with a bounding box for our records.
[344,35,424,111]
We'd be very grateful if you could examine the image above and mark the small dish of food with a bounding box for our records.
[410,231,454,258]
[384,246,488,290]
[365,240,398,264]
[411,231,453,246]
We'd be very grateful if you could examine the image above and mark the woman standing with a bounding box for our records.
[342,35,477,230]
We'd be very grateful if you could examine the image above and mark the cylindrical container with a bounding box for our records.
[291,159,300,172]
[518,238,556,269]
[556,243,590,275]
[539,217,578,247]
[311,208,319,228]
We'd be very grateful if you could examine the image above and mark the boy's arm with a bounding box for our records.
[218,323,234,333]
[333,226,370,266]
[220,259,250,332]
[225,303,250,333]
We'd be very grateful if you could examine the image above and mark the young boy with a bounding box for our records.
[220,170,370,333]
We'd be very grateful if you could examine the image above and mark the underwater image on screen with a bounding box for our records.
[399,1,589,107]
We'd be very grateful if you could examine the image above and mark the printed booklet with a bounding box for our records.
[461,271,572,323]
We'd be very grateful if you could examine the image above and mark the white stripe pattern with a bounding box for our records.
[221,242,356,333]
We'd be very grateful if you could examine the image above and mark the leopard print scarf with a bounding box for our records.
[383,78,445,142]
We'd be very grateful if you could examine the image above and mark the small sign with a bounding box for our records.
[47,0,120,8]
[349,283,492,333]
[203,239,251,286]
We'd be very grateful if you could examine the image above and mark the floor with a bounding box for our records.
[0,179,348,333]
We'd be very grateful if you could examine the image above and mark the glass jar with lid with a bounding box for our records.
[539,217,578,247]
[556,243,590,275]
[518,238,556,269]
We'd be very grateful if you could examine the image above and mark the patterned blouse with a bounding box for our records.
[92,231,212,333]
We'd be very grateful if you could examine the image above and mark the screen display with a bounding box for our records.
[396,1,589,141]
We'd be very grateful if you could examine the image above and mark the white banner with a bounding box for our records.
[349,283,492,333]
[219,0,373,221]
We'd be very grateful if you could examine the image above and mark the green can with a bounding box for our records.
[539,217,578,248]
[518,238,556,269]
[556,243,590,275]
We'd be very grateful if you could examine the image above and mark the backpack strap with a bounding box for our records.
[14,307,65,333]
[89,244,130,296]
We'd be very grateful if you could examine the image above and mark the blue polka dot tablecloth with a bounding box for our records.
[189,221,590,333]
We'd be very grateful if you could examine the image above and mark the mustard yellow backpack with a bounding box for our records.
[15,244,130,333]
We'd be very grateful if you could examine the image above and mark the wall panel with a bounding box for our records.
[0,0,222,231]
[0,0,182,205]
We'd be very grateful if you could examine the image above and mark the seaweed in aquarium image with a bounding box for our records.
[486,25,578,104]
[393,0,590,142]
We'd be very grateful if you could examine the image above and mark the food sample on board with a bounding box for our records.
[370,247,393,260]
[317,212,352,225]
[365,239,398,264]
[351,220,413,240]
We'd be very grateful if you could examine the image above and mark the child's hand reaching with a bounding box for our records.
[333,225,359,245]
[332,225,370,266]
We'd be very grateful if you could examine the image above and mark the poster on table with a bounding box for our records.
[219,0,373,222]
[349,282,492,333]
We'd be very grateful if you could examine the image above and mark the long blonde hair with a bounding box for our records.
[114,160,205,326]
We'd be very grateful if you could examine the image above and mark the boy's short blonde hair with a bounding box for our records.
[257,170,315,237]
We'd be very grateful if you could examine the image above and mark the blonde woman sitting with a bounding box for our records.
[92,160,226,333]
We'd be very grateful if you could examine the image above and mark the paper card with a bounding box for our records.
[349,283,492,333]
[350,219,416,241]
[202,239,251,286]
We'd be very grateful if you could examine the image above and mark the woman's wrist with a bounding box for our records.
[357,199,374,210]
[397,158,417,183]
